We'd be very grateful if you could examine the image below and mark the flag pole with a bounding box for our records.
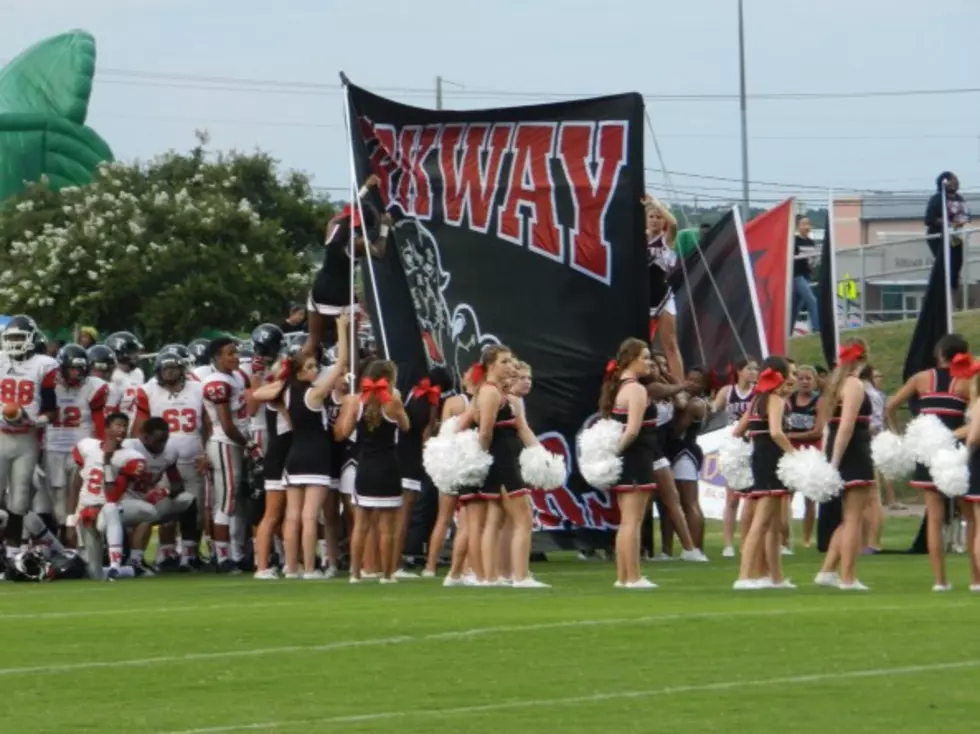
[340,75,391,361]
[733,205,768,359]
[785,197,797,346]
[737,0,751,221]
[826,189,841,357]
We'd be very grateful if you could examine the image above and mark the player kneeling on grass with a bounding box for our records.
[122,417,200,576]
[66,412,151,581]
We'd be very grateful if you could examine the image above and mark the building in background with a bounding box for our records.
[832,193,980,323]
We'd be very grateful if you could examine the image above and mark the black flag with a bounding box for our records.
[673,209,765,373]
[817,219,839,368]
[902,256,948,381]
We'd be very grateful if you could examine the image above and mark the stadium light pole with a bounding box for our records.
[737,0,750,219]
[436,76,443,110]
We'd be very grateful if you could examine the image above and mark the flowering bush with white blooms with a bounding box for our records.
[0,138,334,344]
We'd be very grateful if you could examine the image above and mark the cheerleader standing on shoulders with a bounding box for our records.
[960,358,980,591]
[645,196,683,382]
[601,338,662,589]
[711,357,758,557]
[393,369,449,579]
[463,347,549,588]
[814,341,875,591]
[253,314,349,579]
[732,358,796,589]
[786,365,823,549]
[336,360,410,583]
[432,366,477,584]
[885,334,970,591]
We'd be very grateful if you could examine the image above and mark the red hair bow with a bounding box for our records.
[412,378,442,405]
[605,359,617,377]
[837,342,865,365]
[360,377,391,404]
[470,363,486,384]
[949,352,980,379]
[340,203,363,229]
[755,367,785,393]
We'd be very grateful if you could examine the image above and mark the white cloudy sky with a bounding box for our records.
[2,0,977,208]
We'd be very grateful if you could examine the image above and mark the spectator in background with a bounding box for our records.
[925,171,970,303]
[79,327,98,349]
[790,216,820,333]
[698,222,711,242]
[278,303,307,335]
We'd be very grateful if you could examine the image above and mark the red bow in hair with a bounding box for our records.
[341,203,363,229]
[412,378,442,405]
[360,377,392,404]
[605,359,617,377]
[949,352,980,379]
[470,363,486,384]
[837,342,865,364]
[755,367,785,393]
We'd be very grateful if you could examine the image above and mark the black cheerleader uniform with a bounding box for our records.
[910,368,967,491]
[325,390,346,491]
[609,379,662,493]
[474,388,527,500]
[398,392,431,493]
[726,384,754,423]
[787,392,820,448]
[825,392,874,489]
[666,404,705,480]
[746,397,790,497]
[354,401,402,508]
[648,233,674,317]
[262,404,292,491]
[966,446,980,503]
[282,382,332,487]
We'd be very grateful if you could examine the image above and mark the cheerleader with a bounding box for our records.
[645,196,683,382]
[304,174,390,355]
[255,314,349,578]
[430,366,478,584]
[462,347,548,587]
[786,365,823,548]
[336,360,410,583]
[732,357,795,589]
[393,368,451,579]
[813,340,875,590]
[667,366,709,551]
[711,357,758,557]
[961,358,980,591]
[858,364,886,553]
[886,334,970,590]
[323,374,354,576]
[497,360,534,581]
[601,338,661,589]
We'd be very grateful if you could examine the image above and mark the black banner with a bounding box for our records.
[346,83,646,531]
[817,219,839,368]
[673,210,765,373]
[903,256,948,383]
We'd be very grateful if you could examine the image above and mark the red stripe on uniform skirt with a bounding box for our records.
[224,444,236,515]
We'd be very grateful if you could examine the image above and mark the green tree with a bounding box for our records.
[0,137,335,345]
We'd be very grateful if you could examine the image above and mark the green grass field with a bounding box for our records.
[2,517,977,734]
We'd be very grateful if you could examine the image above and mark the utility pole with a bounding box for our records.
[436,76,443,110]
[737,0,750,220]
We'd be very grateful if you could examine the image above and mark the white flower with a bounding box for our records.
[128,221,144,236]
[111,179,122,187]
[23,230,34,240]
[102,193,116,203]
[175,188,190,204]
[203,301,212,308]
[253,253,264,265]
[237,198,252,214]
[192,173,205,183]
[239,244,249,255]
[15,200,34,212]
[154,192,169,206]
[145,265,152,272]
[62,206,73,215]
[125,245,139,254]
[86,270,98,281]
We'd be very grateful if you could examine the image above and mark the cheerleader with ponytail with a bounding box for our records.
[732,356,795,589]
[960,357,980,591]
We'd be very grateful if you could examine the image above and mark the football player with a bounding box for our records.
[0,315,58,563]
[202,337,257,572]
[123,416,198,574]
[36,344,109,537]
[67,412,150,580]
[133,348,208,569]
[87,344,123,412]
[105,331,145,425]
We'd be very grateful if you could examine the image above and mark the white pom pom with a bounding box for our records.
[903,414,956,466]
[871,431,914,480]
[423,432,459,494]
[777,447,843,503]
[931,445,969,498]
[519,445,567,491]
[577,419,623,490]
[452,429,494,488]
[718,434,754,490]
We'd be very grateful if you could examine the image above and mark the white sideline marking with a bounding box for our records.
[0,602,959,677]
[0,600,300,622]
[159,659,980,733]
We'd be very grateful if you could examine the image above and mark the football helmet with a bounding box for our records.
[57,343,90,386]
[187,339,210,367]
[250,323,284,359]
[86,344,117,375]
[104,332,143,365]
[154,348,185,387]
[1,315,39,359]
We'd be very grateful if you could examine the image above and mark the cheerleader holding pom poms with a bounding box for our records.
[815,340,875,591]
[732,357,797,590]
[959,357,980,591]
[335,360,411,583]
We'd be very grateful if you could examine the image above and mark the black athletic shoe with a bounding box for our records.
[216,559,241,574]
[157,556,181,573]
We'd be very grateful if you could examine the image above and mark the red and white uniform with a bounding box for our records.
[0,353,57,516]
[72,438,147,509]
[110,366,145,425]
[240,359,267,452]
[102,381,123,414]
[123,437,196,522]
[202,370,250,525]
[191,364,215,383]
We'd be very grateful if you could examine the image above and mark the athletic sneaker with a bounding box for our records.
[814,571,840,587]
[837,580,869,591]
[625,577,658,589]
[680,549,709,562]
[393,569,419,580]
[969,584,980,592]
[732,578,760,590]
[302,569,327,580]
[722,546,736,558]
[421,569,437,578]
[379,577,398,585]
[443,575,465,587]
[780,546,794,556]
[253,568,279,580]
[931,583,953,592]
[283,571,303,580]
[772,578,797,589]
[512,577,551,589]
